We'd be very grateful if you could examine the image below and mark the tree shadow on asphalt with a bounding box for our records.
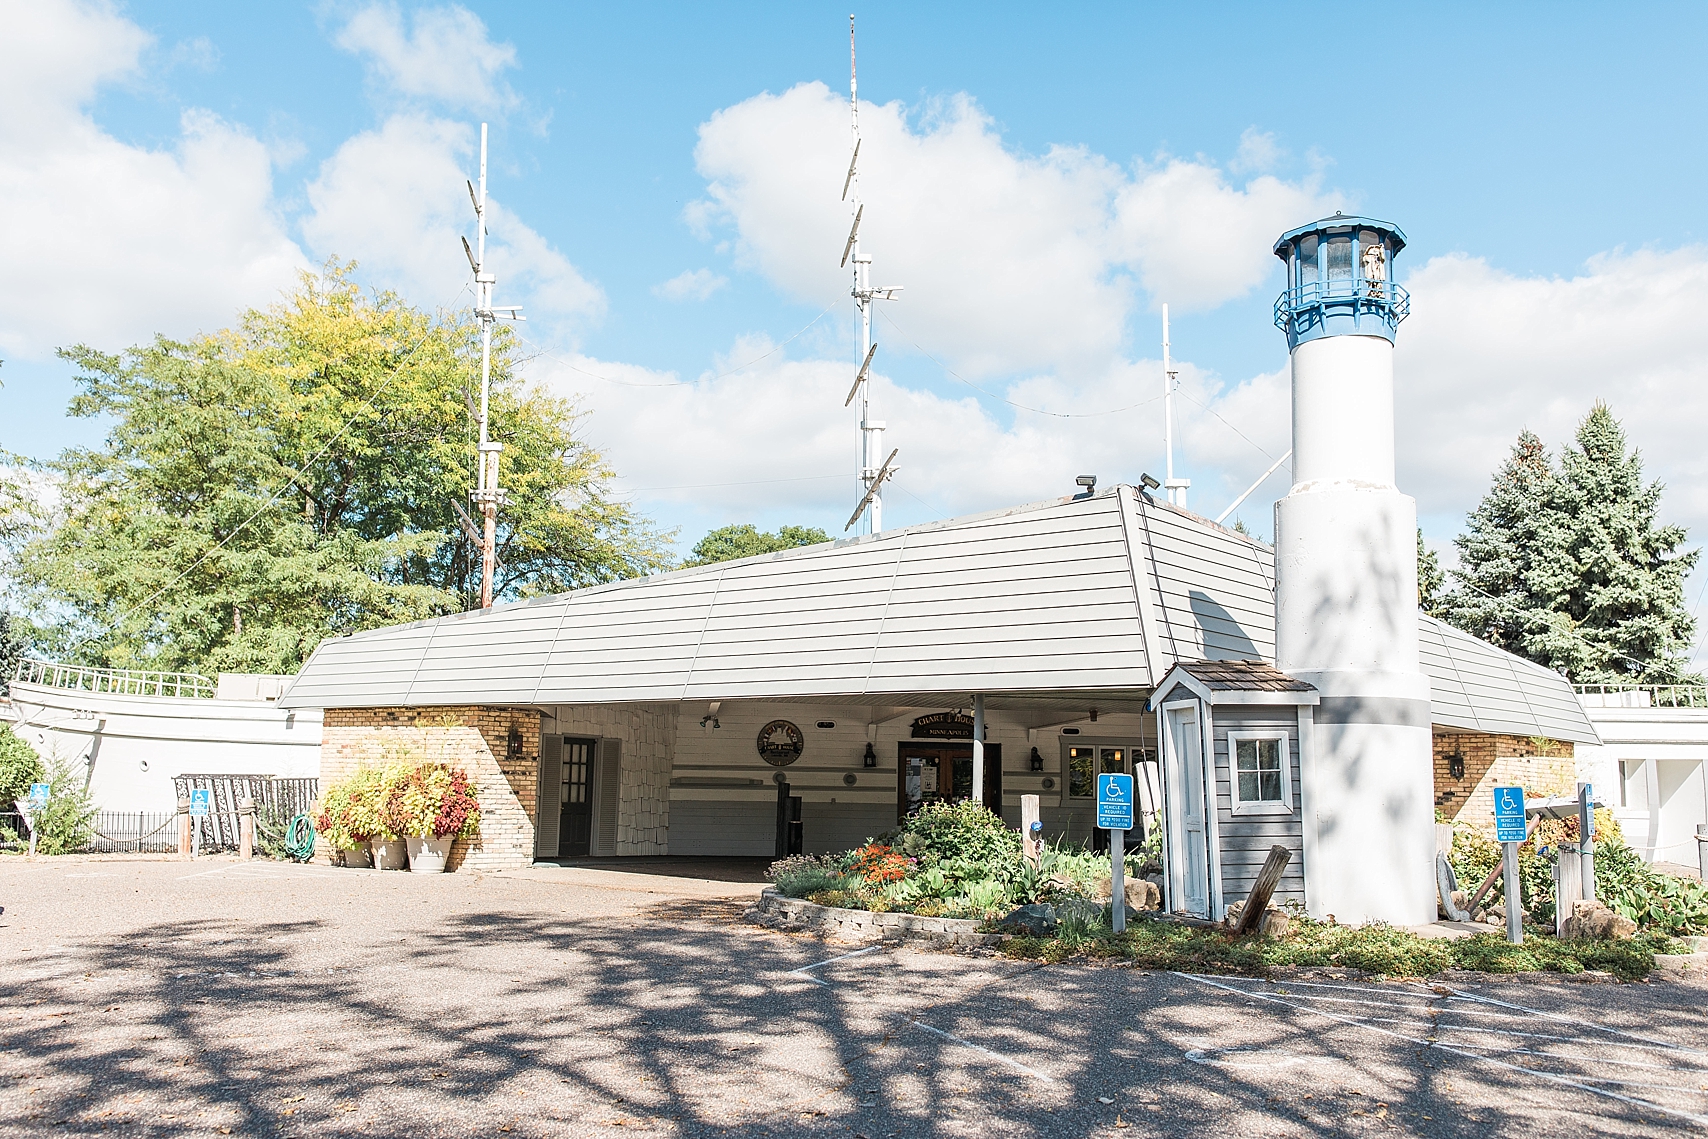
[2,906,1693,1137]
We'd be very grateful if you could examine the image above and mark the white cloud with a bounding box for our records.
[1230,126,1283,174]
[301,114,604,325]
[1394,246,1708,542]
[690,82,1334,379]
[653,269,728,302]
[334,3,517,112]
[0,0,307,359]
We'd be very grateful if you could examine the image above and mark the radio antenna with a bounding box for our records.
[842,14,903,533]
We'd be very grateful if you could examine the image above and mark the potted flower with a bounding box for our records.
[366,762,413,870]
[316,770,374,867]
[399,763,480,872]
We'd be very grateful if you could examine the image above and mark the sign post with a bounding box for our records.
[1493,786,1526,945]
[189,788,211,860]
[1097,773,1135,933]
[26,782,48,858]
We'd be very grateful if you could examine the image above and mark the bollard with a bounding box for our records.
[176,796,192,858]
[238,796,257,860]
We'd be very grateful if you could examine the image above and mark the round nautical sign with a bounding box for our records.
[757,719,805,766]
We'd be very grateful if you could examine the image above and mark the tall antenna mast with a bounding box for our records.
[1161,303,1189,508]
[464,122,524,609]
[841,14,902,534]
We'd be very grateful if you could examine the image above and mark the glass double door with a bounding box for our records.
[558,738,594,857]
[898,742,1002,820]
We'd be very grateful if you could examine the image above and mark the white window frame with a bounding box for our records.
[1227,729,1293,816]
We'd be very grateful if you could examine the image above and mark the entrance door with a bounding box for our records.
[1165,707,1211,917]
[897,742,1002,820]
[558,737,595,857]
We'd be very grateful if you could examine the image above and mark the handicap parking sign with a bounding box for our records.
[1096,772,1134,831]
[1493,786,1526,842]
[27,783,49,810]
[189,789,211,817]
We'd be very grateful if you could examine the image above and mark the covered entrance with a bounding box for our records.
[897,741,1002,819]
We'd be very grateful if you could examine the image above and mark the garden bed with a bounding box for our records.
[749,888,1001,947]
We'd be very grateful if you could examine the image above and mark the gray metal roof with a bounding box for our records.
[280,485,1598,744]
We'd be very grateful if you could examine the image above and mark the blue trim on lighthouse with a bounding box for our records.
[1272,215,1409,350]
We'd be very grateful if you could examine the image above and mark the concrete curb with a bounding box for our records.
[747,887,1002,948]
[1652,951,1708,975]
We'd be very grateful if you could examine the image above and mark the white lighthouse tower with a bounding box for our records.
[1272,215,1435,926]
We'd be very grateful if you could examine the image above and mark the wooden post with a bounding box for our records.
[1231,844,1291,935]
[238,796,256,861]
[1021,794,1041,868]
[176,796,192,858]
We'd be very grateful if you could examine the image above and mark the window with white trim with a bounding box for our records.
[1228,730,1292,815]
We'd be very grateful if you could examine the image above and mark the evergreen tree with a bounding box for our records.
[1441,409,1700,683]
[1417,529,1445,616]
[1550,404,1698,682]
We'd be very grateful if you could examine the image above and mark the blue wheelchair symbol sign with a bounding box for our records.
[1493,786,1526,842]
[1096,773,1134,831]
[189,789,212,817]
[27,782,49,810]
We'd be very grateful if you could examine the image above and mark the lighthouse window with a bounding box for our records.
[1229,731,1291,814]
[1325,237,1353,281]
[1297,236,1318,284]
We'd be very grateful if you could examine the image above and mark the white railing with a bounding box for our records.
[14,658,216,699]
[1575,683,1708,709]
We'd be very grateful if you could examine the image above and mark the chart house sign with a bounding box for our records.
[757,720,805,766]
[911,712,974,740]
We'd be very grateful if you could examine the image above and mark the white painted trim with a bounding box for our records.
[1206,690,1319,707]
[1227,728,1294,816]
[1116,485,1167,685]
[1202,702,1224,920]
[1297,703,1320,917]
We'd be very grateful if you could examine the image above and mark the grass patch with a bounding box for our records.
[1000,914,1674,981]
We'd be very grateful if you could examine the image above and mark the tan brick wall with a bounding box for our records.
[319,706,541,871]
[551,704,675,855]
[1433,731,1576,825]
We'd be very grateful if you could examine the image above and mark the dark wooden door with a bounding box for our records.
[558,738,594,857]
[896,742,1002,821]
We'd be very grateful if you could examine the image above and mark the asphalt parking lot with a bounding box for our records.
[3,855,1707,1137]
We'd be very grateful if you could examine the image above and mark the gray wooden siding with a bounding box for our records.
[1210,706,1306,908]
[803,803,900,855]
[669,801,776,856]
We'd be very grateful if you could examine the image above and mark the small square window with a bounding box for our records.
[1230,732,1292,815]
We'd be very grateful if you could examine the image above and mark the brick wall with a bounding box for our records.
[1433,731,1576,825]
[552,704,674,854]
[319,707,541,871]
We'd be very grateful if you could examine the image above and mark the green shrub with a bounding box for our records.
[27,755,97,855]
[893,800,1019,868]
[0,725,44,808]
[1593,840,1708,936]
[767,853,851,898]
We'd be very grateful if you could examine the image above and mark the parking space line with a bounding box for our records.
[1176,972,1708,1127]
[909,1018,1057,1082]
[784,945,885,986]
[1443,986,1708,1056]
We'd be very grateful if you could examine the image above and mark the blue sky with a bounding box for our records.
[6,2,1708,643]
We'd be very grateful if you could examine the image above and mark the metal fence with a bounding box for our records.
[1574,684,1708,709]
[14,657,215,699]
[90,811,180,853]
[172,775,319,851]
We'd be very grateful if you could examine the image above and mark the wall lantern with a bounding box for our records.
[1448,750,1466,781]
[863,742,877,768]
[506,726,523,762]
[1029,746,1044,772]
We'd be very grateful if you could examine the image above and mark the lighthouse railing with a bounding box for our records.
[1273,278,1411,333]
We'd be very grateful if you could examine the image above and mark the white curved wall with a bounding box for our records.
[4,682,321,813]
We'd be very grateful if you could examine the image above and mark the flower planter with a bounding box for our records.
[371,838,408,870]
[337,844,372,869]
[406,835,453,873]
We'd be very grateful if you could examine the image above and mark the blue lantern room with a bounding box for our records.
[1273,214,1409,350]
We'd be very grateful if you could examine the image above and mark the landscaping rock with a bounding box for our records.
[1223,901,1291,937]
[1055,897,1104,927]
[996,903,1057,936]
[1091,876,1162,911]
[1560,900,1637,941]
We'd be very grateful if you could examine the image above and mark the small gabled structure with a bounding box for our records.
[1150,660,1319,920]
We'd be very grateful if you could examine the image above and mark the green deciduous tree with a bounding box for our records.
[1441,407,1698,683]
[8,264,670,674]
[684,523,831,567]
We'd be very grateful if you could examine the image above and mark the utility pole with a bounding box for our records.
[463,123,523,609]
[841,15,902,534]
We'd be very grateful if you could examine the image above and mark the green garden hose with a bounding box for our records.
[284,814,316,861]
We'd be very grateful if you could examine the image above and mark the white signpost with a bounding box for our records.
[1098,773,1135,933]
[26,782,48,858]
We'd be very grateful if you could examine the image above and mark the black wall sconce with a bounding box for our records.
[1029,746,1044,772]
[506,725,523,761]
[863,742,877,768]
[1448,749,1466,781]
